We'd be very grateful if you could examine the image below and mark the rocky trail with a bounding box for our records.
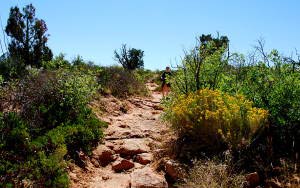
[69,83,173,188]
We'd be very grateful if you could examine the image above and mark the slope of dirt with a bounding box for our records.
[69,83,171,188]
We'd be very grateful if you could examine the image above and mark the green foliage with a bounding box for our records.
[134,68,158,83]
[0,75,3,85]
[170,35,300,159]
[167,36,299,184]
[98,66,148,98]
[0,68,106,187]
[0,56,26,80]
[172,34,229,95]
[72,55,85,66]
[227,60,300,157]
[42,53,70,70]
[5,4,53,67]
[163,89,268,156]
[114,44,144,71]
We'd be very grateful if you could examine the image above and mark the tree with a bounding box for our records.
[114,44,144,71]
[173,34,229,94]
[5,4,53,67]
[72,55,85,66]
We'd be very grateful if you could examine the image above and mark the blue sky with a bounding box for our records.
[0,0,299,70]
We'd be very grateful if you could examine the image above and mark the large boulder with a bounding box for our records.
[112,157,134,172]
[131,167,168,188]
[92,145,116,166]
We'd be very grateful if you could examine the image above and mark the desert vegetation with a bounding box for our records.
[163,34,299,187]
[0,3,299,188]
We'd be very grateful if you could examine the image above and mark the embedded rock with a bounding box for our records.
[131,167,168,188]
[136,153,153,165]
[164,159,183,181]
[112,158,134,172]
[92,145,116,166]
[115,139,150,156]
[246,172,260,187]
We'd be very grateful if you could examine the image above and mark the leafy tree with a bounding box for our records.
[172,34,229,94]
[114,44,144,71]
[5,4,53,67]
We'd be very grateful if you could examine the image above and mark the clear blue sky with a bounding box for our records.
[1,0,299,70]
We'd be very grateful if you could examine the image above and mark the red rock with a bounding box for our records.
[131,167,168,188]
[115,139,150,156]
[164,159,183,181]
[92,145,116,166]
[246,172,260,187]
[112,158,134,172]
[136,153,153,165]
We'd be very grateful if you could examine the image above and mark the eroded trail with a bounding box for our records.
[70,83,170,188]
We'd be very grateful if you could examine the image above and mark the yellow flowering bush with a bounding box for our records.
[164,89,268,152]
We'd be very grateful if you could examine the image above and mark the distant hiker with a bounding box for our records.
[161,66,171,97]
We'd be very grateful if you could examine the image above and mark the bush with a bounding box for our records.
[0,75,3,86]
[0,68,106,187]
[98,66,148,98]
[0,57,26,80]
[163,89,268,156]
[179,160,246,188]
[42,53,71,70]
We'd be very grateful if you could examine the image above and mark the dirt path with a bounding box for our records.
[70,83,170,188]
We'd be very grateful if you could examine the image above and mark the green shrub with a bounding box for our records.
[163,89,268,156]
[0,75,3,85]
[42,53,70,70]
[171,36,299,162]
[0,68,106,187]
[98,66,148,98]
[0,57,26,80]
[235,63,300,157]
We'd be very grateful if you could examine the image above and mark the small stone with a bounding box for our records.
[164,159,183,181]
[131,167,168,188]
[112,158,134,172]
[119,124,129,128]
[90,157,100,168]
[246,172,260,187]
[136,153,153,165]
[102,175,110,180]
[92,145,116,166]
